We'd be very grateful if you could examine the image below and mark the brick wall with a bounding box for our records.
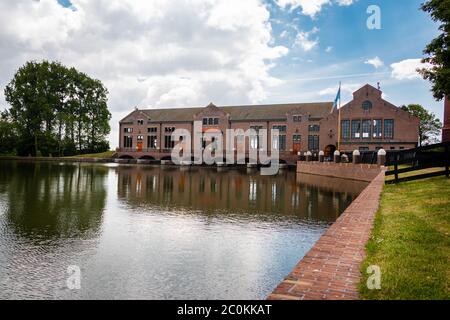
[297,162,383,182]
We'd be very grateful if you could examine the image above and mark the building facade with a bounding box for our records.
[118,84,419,164]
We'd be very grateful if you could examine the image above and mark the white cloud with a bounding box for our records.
[294,27,319,52]
[319,83,363,98]
[0,0,288,147]
[390,58,430,80]
[325,46,333,53]
[275,0,354,17]
[365,56,384,69]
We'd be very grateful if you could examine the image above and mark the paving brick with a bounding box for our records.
[267,171,385,300]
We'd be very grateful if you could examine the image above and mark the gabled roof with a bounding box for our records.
[121,102,333,123]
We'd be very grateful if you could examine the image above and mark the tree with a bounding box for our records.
[419,0,450,100]
[4,60,111,156]
[0,111,18,155]
[401,104,442,145]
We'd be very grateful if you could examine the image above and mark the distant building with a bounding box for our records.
[118,84,419,164]
[443,97,450,143]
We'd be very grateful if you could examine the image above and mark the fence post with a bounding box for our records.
[394,153,399,183]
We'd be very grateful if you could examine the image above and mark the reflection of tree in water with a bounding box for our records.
[0,161,107,239]
[116,166,364,223]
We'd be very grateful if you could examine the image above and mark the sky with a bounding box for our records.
[0,0,443,148]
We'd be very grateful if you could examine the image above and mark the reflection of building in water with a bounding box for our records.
[116,166,364,222]
[0,161,107,238]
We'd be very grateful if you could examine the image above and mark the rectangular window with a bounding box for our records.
[272,135,286,151]
[250,126,263,149]
[293,115,302,122]
[137,119,144,125]
[341,120,350,140]
[273,125,286,132]
[384,119,394,139]
[148,136,157,149]
[203,118,219,125]
[279,135,286,151]
[164,127,175,133]
[137,135,144,141]
[308,135,319,151]
[124,136,133,148]
[362,120,371,139]
[293,135,301,142]
[164,135,175,149]
[308,124,320,132]
[148,127,157,133]
[351,120,361,139]
[124,128,133,133]
[373,119,382,138]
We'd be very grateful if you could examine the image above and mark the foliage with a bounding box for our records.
[0,111,18,155]
[419,0,450,100]
[3,60,111,156]
[401,104,442,145]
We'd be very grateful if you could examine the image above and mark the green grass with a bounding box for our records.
[359,176,450,300]
[66,151,115,158]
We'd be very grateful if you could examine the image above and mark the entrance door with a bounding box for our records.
[293,142,301,154]
[293,134,301,154]
[137,142,143,152]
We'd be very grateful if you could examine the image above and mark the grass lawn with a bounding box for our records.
[67,151,115,158]
[359,176,450,300]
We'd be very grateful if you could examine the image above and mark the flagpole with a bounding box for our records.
[337,82,342,152]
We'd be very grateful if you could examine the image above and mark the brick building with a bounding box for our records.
[118,84,419,164]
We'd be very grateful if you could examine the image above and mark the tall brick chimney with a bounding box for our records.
[443,96,450,143]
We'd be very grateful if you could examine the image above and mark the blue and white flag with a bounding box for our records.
[332,83,341,110]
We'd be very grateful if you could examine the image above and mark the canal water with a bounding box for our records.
[0,161,367,299]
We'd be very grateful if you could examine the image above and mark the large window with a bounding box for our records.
[273,125,287,132]
[362,120,371,139]
[148,136,157,149]
[124,136,133,148]
[373,119,382,139]
[384,119,394,139]
[308,124,320,132]
[272,135,286,151]
[164,135,175,149]
[250,126,263,149]
[124,128,133,133]
[351,120,361,139]
[308,135,319,151]
[148,127,157,133]
[341,120,350,140]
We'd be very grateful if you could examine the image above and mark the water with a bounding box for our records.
[0,161,367,300]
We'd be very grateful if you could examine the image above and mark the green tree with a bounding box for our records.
[419,0,450,100]
[401,104,442,145]
[4,60,111,156]
[0,111,18,155]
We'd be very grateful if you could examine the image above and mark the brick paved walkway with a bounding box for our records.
[268,171,385,300]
